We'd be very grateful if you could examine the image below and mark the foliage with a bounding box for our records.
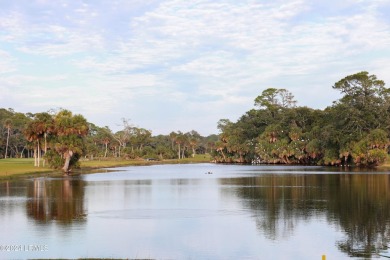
[44,150,64,169]
[22,110,88,172]
[0,109,32,159]
[216,72,390,167]
[351,129,389,167]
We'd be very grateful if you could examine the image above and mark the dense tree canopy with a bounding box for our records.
[214,72,390,167]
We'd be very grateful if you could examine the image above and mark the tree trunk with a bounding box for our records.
[37,140,40,167]
[12,145,18,158]
[219,150,227,162]
[104,143,108,157]
[43,133,47,167]
[34,147,38,167]
[5,127,10,158]
[192,147,196,158]
[34,141,40,166]
[239,152,243,163]
[181,147,185,159]
[282,156,290,164]
[62,150,73,173]
[20,146,26,158]
[178,144,181,159]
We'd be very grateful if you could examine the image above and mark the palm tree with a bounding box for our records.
[176,131,188,159]
[24,120,41,166]
[54,110,89,173]
[187,130,200,158]
[189,137,198,158]
[34,113,54,166]
[169,131,177,150]
[24,113,55,167]
[175,132,187,159]
[215,140,227,162]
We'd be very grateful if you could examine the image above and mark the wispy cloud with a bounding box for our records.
[0,0,389,134]
[0,50,16,74]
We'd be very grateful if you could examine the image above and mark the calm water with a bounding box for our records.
[1,163,390,259]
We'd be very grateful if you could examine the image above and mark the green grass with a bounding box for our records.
[0,158,52,177]
[80,154,212,168]
[0,154,212,179]
[164,153,212,163]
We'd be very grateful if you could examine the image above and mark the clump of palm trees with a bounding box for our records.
[24,109,88,173]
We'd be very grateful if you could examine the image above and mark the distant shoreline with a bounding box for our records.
[0,156,212,180]
[2,156,390,182]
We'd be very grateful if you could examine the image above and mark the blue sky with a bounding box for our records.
[1,0,390,135]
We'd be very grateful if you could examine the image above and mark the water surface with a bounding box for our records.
[1,163,390,259]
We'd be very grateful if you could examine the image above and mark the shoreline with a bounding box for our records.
[0,156,213,181]
[2,156,390,182]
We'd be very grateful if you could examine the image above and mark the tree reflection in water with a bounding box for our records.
[223,174,390,258]
[26,177,86,224]
[331,175,390,258]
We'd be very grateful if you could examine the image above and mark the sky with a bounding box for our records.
[1,0,390,136]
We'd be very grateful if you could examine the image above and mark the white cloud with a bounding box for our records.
[0,0,390,135]
[0,50,16,74]
[0,12,26,42]
[16,26,105,57]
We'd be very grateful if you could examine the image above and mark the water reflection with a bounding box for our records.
[222,174,390,258]
[2,165,390,259]
[330,175,390,258]
[26,178,86,224]
[0,180,28,217]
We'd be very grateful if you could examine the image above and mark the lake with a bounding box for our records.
[1,163,390,259]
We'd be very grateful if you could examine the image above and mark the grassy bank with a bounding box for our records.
[1,153,389,180]
[0,154,212,179]
[0,158,53,178]
[79,154,212,169]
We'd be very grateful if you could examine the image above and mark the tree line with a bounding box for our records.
[213,71,390,167]
[1,71,389,170]
[0,109,218,172]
